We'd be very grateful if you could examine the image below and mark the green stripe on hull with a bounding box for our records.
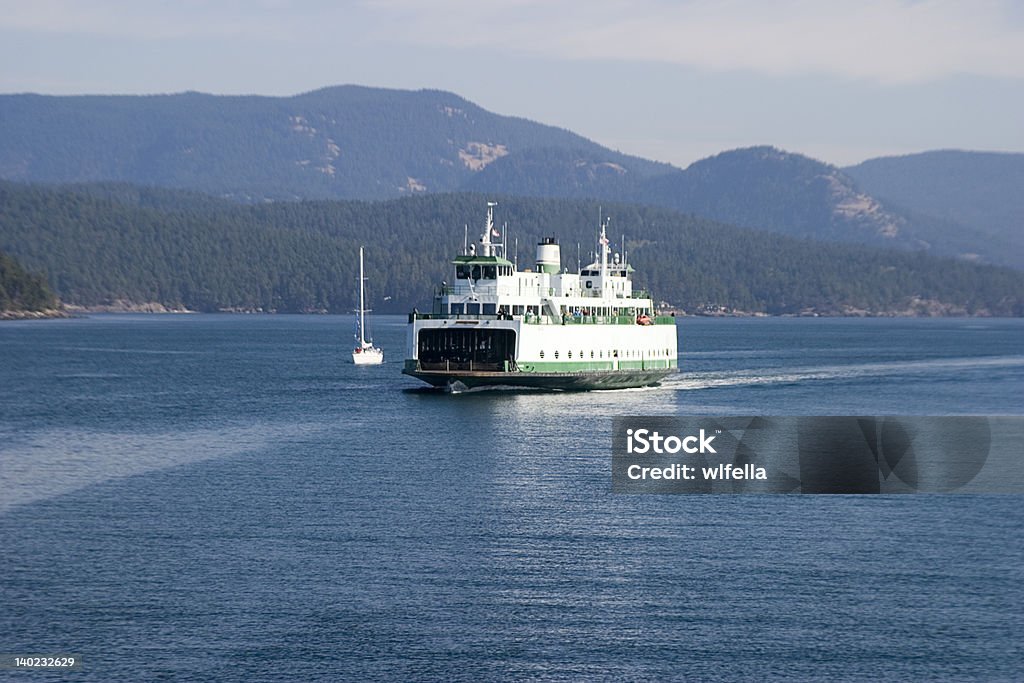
[402,366,676,391]
[517,359,677,372]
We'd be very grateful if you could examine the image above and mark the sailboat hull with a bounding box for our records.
[352,348,384,365]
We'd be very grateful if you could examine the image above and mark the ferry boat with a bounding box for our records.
[402,203,677,390]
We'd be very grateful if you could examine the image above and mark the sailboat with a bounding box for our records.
[352,246,384,365]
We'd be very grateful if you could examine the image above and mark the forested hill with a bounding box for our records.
[1,181,1022,317]
[0,250,59,315]
[2,87,1018,269]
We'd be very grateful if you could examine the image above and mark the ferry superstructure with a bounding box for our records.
[402,203,678,390]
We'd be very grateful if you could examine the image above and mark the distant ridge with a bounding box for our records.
[0,86,1019,267]
[0,85,667,201]
[844,150,1024,259]
[467,145,1022,268]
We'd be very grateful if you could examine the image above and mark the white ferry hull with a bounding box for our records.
[403,316,677,391]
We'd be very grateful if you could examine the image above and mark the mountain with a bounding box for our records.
[844,150,1024,255]
[1,87,1018,267]
[642,147,1023,268]
[0,86,668,201]
[468,145,1022,268]
[2,181,1022,316]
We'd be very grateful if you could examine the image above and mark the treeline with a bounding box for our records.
[1,181,1022,316]
[0,250,58,312]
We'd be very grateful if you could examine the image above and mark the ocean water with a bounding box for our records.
[1,315,1022,681]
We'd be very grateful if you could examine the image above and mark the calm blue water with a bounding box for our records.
[1,315,1022,681]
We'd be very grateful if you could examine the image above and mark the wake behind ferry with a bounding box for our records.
[403,203,677,391]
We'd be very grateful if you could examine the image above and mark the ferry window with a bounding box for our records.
[450,303,464,314]
[579,350,583,359]
[554,351,559,359]
[483,266,497,279]
[512,305,524,315]
[467,303,480,315]
[540,350,545,359]
[471,265,481,280]
[456,265,469,279]
[590,350,594,359]
[527,306,539,315]
[599,350,603,358]
[483,303,496,315]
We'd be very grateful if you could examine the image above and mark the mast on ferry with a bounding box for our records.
[481,201,497,257]
[599,216,610,281]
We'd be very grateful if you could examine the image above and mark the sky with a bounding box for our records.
[1,0,1022,168]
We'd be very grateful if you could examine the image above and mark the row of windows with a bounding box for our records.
[538,348,673,360]
[455,265,514,280]
[449,303,536,315]
[561,306,648,317]
[581,270,628,277]
[445,303,649,317]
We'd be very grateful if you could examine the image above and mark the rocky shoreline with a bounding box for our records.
[0,307,70,320]
[63,301,195,314]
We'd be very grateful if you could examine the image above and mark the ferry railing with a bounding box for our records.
[410,312,676,325]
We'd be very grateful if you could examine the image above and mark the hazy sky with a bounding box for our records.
[2,0,1022,167]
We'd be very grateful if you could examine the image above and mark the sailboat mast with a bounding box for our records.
[359,246,366,345]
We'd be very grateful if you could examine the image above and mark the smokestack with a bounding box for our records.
[535,237,560,274]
